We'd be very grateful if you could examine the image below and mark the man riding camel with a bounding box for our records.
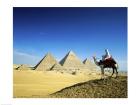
[101,49,116,64]
[93,49,118,78]
[102,49,111,61]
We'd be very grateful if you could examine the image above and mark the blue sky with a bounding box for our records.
[13,7,127,70]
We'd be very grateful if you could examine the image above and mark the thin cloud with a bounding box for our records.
[13,50,40,66]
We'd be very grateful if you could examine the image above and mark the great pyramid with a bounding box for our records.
[83,58,96,70]
[35,53,57,71]
[59,51,85,70]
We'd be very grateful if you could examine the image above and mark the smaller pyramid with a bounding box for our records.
[13,64,20,69]
[16,64,30,70]
[35,53,57,71]
[50,63,65,71]
[83,58,96,70]
[83,58,93,65]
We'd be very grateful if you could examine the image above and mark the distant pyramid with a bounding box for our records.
[59,51,85,70]
[13,64,20,69]
[50,63,65,71]
[83,58,93,65]
[16,64,30,70]
[83,58,96,70]
[35,53,57,71]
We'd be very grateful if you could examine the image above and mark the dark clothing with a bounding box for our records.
[99,58,116,65]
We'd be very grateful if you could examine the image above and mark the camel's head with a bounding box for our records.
[92,54,96,59]
[92,55,99,66]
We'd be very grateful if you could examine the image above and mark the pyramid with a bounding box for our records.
[83,58,96,70]
[50,63,65,71]
[35,53,57,71]
[16,64,30,70]
[13,64,20,69]
[59,51,85,70]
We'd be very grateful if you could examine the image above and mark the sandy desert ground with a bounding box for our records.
[13,67,127,98]
[13,69,102,98]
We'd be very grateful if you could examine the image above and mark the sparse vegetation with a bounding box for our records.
[72,71,76,75]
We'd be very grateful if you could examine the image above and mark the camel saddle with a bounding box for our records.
[99,58,116,65]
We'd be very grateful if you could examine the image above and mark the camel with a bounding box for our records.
[93,56,118,79]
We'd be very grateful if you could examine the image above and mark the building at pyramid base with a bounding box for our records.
[50,63,66,71]
[50,63,79,74]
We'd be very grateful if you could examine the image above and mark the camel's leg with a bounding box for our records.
[115,68,118,78]
[111,68,115,77]
[100,66,104,79]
